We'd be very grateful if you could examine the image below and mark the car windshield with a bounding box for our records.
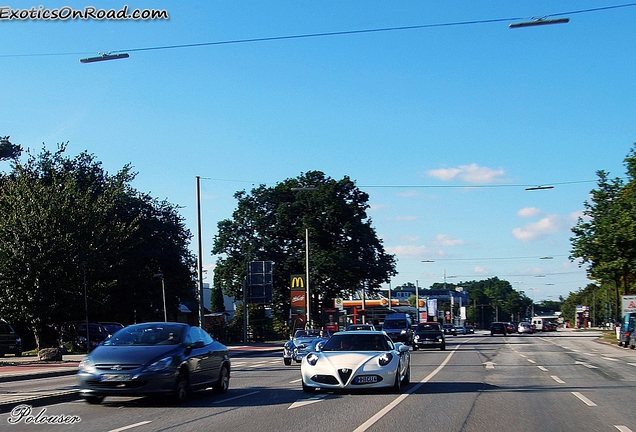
[383,320,407,329]
[104,323,184,346]
[0,324,15,334]
[77,323,105,334]
[417,324,440,331]
[322,334,390,351]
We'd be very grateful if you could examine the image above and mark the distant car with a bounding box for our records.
[381,313,414,345]
[442,324,456,336]
[506,322,518,334]
[301,330,410,392]
[413,322,445,351]
[60,321,110,352]
[517,322,533,334]
[0,321,22,357]
[455,325,467,335]
[464,325,475,334]
[345,324,376,331]
[283,329,330,365]
[490,322,507,336]
[78,322,230,404]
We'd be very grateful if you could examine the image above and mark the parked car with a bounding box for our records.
[413,322,445,351]
[381,313,414,345]
[490,322,507,336]
[59,321,109,352]
[442,324,456,336]
[455,325,467,335]
[99,322,125,335]
[301,330,410,392]
[283,329,330,365]
[78,322,230,404]
[0,320,22,357]
[619,313,636,347]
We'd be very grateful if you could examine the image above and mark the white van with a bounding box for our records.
[531,317,545,331]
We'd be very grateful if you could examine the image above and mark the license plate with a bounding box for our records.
[100,374,131,382]
[354,375,378,384]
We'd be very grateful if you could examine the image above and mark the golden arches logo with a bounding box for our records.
[291,276,304,288]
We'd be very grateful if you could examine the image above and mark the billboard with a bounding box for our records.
[247,261,273,304]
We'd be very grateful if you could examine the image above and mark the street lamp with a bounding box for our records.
[154,272,167,322]
[291,186,318,329]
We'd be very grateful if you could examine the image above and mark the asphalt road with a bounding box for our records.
[2,331,635,432]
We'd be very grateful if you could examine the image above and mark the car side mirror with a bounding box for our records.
[315,341,325,352]
[191,340,205,349]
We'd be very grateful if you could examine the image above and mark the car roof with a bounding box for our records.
[337,330,386,335]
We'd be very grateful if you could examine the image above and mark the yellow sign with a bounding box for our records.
[290,275,305,289]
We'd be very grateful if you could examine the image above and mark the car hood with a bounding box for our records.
[320,351,386,370]
[415,331,443,336]
[88,345,180,365]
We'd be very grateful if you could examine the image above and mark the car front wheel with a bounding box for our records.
[174,370,189,403]
[213,365,230,394]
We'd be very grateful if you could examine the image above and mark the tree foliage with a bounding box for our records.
[570,144,636,320]
[0,136,22,161]
[0,144,196,348]
[212,171,397,326]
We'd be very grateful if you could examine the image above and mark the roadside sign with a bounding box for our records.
[622,295,636,317]
[334,298,343,311]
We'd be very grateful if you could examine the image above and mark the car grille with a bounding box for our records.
[338,368,353,383]
[311,375,339,385]
[94,363,142,372]
[86,380,147,389]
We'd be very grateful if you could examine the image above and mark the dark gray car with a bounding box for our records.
[77,322,230,404]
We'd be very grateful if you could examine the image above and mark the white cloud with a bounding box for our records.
[517,207,541,218]
[426,163,506,184]
[386,244,433,258]
[512,215,563,242]
[473,266,489,274]
[399,235,420,242]
[395,215,417,221]
[433,234,464,247]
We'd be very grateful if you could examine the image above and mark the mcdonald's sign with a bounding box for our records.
[290,275,305,289]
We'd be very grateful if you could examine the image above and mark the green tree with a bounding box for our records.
[571,144,636,320]
[0,144,196,348]
[211,286,226,313]
[212,171,396,327]
[0,136,22,161]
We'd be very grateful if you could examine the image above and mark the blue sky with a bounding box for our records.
[1,1,635,303]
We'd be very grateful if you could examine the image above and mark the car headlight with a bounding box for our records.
[79,357,96,373]
[437,336,443,341]
[146,356,173,372]
[378,353,393,366]
[400,330,406,335]
[306,353,319,366]
[414,335,420,341]
[15,337,21,343]
[77,336,87,342]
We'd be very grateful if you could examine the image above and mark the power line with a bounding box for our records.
[2,3,636,59]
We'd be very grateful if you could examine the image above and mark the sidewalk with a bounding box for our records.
[0,343,281,408]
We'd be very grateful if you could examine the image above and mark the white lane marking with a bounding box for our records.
[519,354,527,358]
[628,363,636,367]
[537,366,548,372]
[602,357,618,362]
[527,359,536,364]
[575,361,598,369]
[289,393,328,409]
[571,392,597,407]
[289,378,302,383]
[551,375,565,384]
[108,422,152,432]
[353,345,460,432]
[213,390,260,404]
[615,426,633,432]
[483,361,495,369]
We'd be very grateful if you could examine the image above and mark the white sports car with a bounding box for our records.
[300,330,411,392]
